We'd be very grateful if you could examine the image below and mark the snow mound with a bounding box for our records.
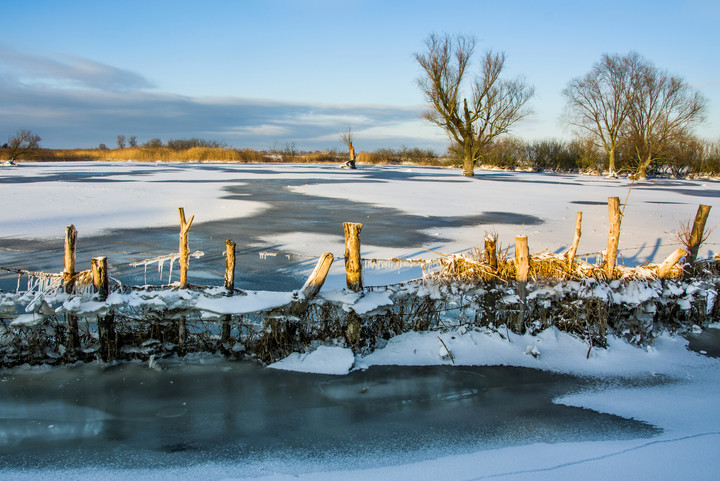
[268,345,355,375]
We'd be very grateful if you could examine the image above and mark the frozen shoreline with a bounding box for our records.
[1,162,718,480]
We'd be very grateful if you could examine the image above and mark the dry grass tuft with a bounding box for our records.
[430,248,685,283]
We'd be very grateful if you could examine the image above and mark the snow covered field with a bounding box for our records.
[1,162,719,480]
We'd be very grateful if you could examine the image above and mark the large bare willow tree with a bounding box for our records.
[562,53,641,176]
[416,33,534,177]
[563,52,707,178]
[627,62,707,178]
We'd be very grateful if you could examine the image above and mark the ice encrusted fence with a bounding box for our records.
[1,202,719,367]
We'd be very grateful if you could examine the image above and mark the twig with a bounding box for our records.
[437,336,455,364]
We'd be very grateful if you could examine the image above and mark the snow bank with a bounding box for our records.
[268,345,354,375]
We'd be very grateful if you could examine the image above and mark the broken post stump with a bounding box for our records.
[686,204,712,265]
[289,253,334,316]
[178,207,195,288]
[301,252,334,300]
[225,239,236,293]
[605,197,621,279]
[657,248,687,278]
[344,222,363,291]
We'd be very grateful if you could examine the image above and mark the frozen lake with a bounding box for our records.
[1,162,719,479]
[1,162,718,292]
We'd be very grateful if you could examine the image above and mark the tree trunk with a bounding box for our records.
[637,155,652,179]
[608,148,616,177]
[462,151,474,177]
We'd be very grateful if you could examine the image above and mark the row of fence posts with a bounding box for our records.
[48,201,712,360]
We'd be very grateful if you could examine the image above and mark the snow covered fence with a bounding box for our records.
[0,201,718,366]
[1,270,719,367]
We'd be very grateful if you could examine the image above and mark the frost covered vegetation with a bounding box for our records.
[1,254,718,367]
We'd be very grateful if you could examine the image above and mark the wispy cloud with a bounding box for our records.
[0,48,154,91]
[0,49,444,150]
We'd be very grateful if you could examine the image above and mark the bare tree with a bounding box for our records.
[625,61,707,178]
[6,129,41,161]
[129,135,137,147]
[117,135,126,149]
[416,33,534,176]
[339,126,357,169]
[562,53,641,176]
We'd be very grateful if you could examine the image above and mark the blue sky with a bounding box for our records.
[1,0,718,152]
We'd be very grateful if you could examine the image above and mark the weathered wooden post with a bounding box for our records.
[92,257,116,361]
[565,212,582,269]
[63,225,77,293]
[686,204,712,265]
[344,222,363,291]
[484,234,498,270]
[514,235,530,283]
[92,256,115,361]
[91,256,109,300]
[225,239,236,293]
[221,239,237,342]
[178,207,194,288]
[63,225,80,354]
[515,235,530,330]
[604,197,622,279]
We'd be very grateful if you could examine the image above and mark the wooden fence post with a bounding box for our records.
[565,212,582,269]
[225,239,236,293]
[178,207,194,288]
[63,225,77,293]
[63,225,80,354]
[344,222,363,291]
[91,256,109,300]
[686,204,712,265]
[484,234,498,270]
[605,197,621,279]
[514,235,530,329]
[515,235,530,282]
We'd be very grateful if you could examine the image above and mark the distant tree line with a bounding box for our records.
[112,136,226,150]
[474,136,720,177]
